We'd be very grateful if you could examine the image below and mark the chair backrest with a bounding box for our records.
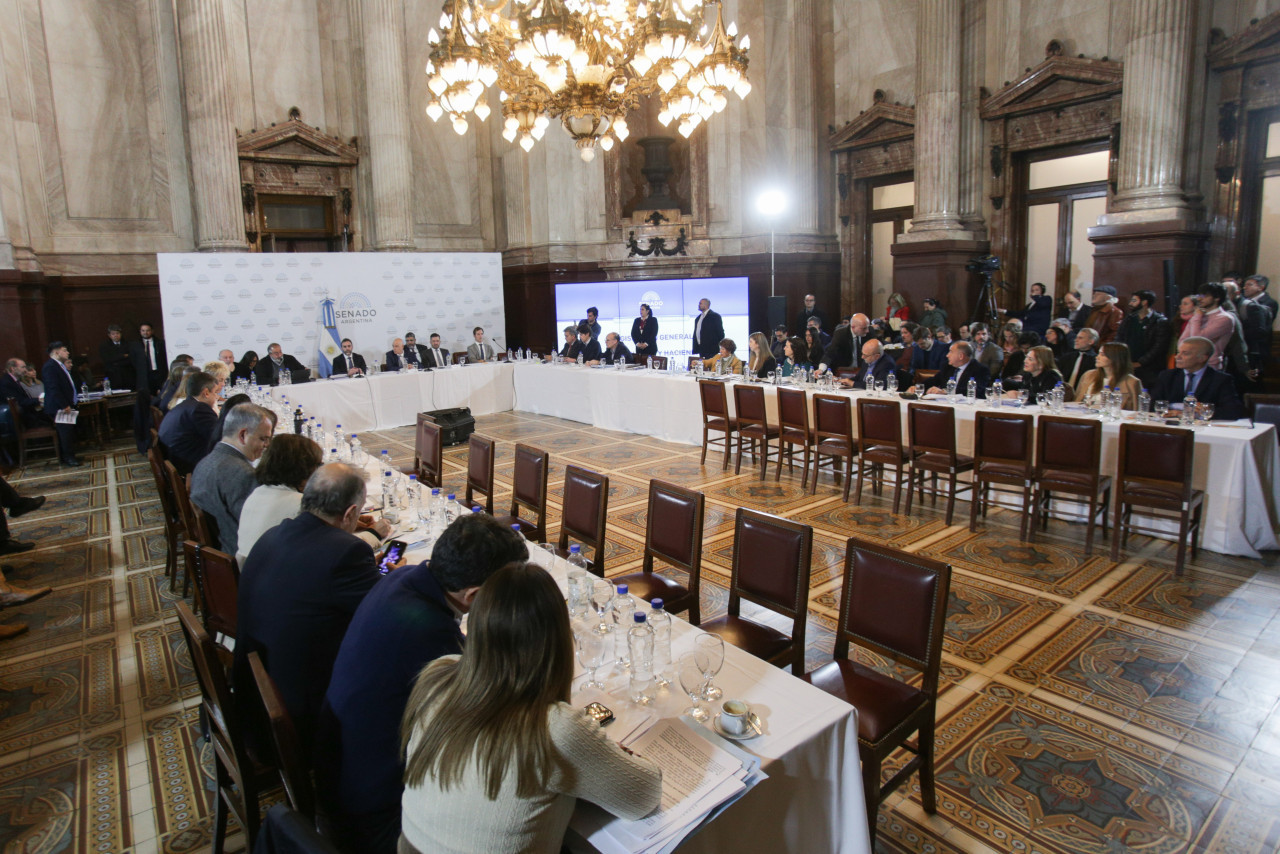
[812,394,853,447]
[6,398,26,441]
[728,508,812,630]
[560,465,609,575]
[907,403,957,460]
[834,366,860,380]
[856,398,903,449]
[247,651,315,818]
[776,387,809,433]
[835,538,951,696]
[187,540,239,639]
[732,384,769,428]
[465,434,495,513]
[148,445,182,533]
[1116,423,1195,500]
[510,443,549,519]
[645,479,704,574]
[151,405,165,430]
[166,461,213,548]
[1036,415,1101,475]
[1245,393,1280,447]
[416,419,443,488]
[650,356,668,370]
[973,411,1034,470]
[697,379,730,421]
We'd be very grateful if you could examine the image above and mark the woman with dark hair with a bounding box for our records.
[803,326,825,365]
[400,562,661,853]
[1076,341,1143,408]
[1043,325,1070,361]
[1000,331,1043,381]
[233,350,258,382]
[233,434,325,564]
[630,303,659,357]
[781,337,806,377]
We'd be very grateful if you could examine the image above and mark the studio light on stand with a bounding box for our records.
[756,189,787,296]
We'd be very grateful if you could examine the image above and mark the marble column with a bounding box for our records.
[0,181,14,269]
[359,0,415,250]
[176,0,247,251]
[1104,0,1195,221]
[902,0,970,241]
[958,0,985,236]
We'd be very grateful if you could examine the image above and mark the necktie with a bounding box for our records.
[1185,371,1197,397]
[146,339,154,371]
[1068,354,1082,386]
[434,349,441,366]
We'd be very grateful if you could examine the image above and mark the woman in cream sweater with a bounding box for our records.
[1075,342,1143,409]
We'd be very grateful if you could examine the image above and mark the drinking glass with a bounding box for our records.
[1154,400,1169,420]
[576,629,610,691]
[678,651,711,722]
[1197,402,1214,425]
[696,634,725,701]
[1017,389,1029,408]
[590,579,614,623]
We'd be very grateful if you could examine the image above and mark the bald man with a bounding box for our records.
[384,338,407,372]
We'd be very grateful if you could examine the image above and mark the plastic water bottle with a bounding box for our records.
[966,378,977,406]
[628,612,655,704]
[567,564,592,619]
[1138,388,1151,421]
[991,378,1003,405]
[567,543,590,574]
[612,584,636,667]
[577,352,584,366]
[445,493,459,523]
[648,599,673,686]
[429,488,442,524]
[946,376,958,403]
[349,434,362,463]
[333,424,343,451]
[103,377,111,395]
[382,470,394,510]
[380,449,390,474]
[406,475,419,517]
[1053,382,1065,412]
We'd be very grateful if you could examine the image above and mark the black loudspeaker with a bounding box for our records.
[1163,259,1178,319]
[422,407,475,446]
[767,295,789,335]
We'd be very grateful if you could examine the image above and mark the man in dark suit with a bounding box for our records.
[1,358,47,427]
[315,515,525,854]
[794,294,828,337]
[129,322,168,393]
[915,341,992,398]
[1009,282,1053,338]
[252,342,306,385]
[402,333,426,368]
[820,313,869,373]
[599,332,632,365]
[1120,290,1172,388]
[383,338,407,371]
[691,298,725,359]
[842,340,898,390]
[1244,275,1278,321]
[422,333,450,369]
[1150,337,1245,420]
[1062,291,1091,333]
[576,323,602,363]
[41,341,80,466]
[1060,327,1099,390]
[331,339,367,377]
[190,403,273,556]
[157,372,220,475]
[234,463,394,764]
[98,325,131,390]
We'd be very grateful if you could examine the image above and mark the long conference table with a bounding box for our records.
[272,362,1279,558]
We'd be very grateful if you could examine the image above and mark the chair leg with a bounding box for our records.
[1110,500,1124,561]
[891,464,903,515]
[919,715,938,814]
[904,468,916,516]
[861,752,882,845]
[968,477,981,532]
[944,472,957,526]
[1174,506,1191,577]
[800,445,811,490]
[700,428,708,465]
[842,456,853,503]
[733,434,743,475]
[212,775,229,854]
[853,460,865,505]
[758,438,769,480]
[1083,492,1098,556]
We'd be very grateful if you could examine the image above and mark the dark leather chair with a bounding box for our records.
[775,386,813,486]
[494,443,549,543]
[834,366,860,380]
[558,465,609,576]
[701,508,812,672]
[1031,415,1111,555]
[697,380,737,469]
[175,601,276,853]
[7,397,60,466]
[905,403,973,525]
[464,433,496,513]
[150,404,165,431]
[799,538,951,845]
[415,419,443,488]
[248,651,315,820]
[186,540,239,645]
[612,480,705,625]
[1111,423,1204,575]
[165,460,201,601]
[810,394,855,499]
[649,356,669,370]
[969,411,1034,539]
[732,384,779,478]
[148,445,183,590]
[1245,393,1280,448]
[854,398,908,513]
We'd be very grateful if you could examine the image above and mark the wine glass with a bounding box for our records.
[576,628,610,691]
[678,651,711,722]
[696,634,725,701]
[1017,389,1029,408]
[1154,400,1169,420]
[1197,402,1214,425]
[590,579,614,624]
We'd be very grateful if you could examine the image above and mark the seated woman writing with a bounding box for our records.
[701,338,743,374]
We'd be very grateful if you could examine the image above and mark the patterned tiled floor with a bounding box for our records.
[1,410,1277,853]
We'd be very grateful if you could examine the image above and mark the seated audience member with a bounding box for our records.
[466,327,497,362]
[969,323,1004,377]
[1009,282,1053,338]
[770,325,789,362]
[780,337,806,377]
[42,341,80,467]
[575,323,602,364]
[163,367,199,411]
[1060,327,1099,389]
[806,317,832,348]
[423,334,449,369]
[884,292,910,327]
[157,372,221,476]
[202,361,229,391]
[156,362,189,410]
[1,358,48,427]
[631,303,659,358]
[0,474,46,556]
[190,403,273,557]
[746,332,777,379]
[1044,324,1071,361]
[1076,342,1143,408]
[547,326,580,361]
[911,341,992,398]
[998,322,1022,358]
[956,324,970,342]
[918,298,948,332]
[896,324,941,372]
[1000,332,1042,381]
[384,338,408,371]
[842,340,897,390]
[403,333,427,367]
[599,332,632,366]
[234,463,398,761]
[253,343,306,386]
[209,393,249,453]
[1150,337,1245,420]
[399,562,661,854]
[803,326,827,366]
[934,326,953,346]
[701,338,743,374]
[99,325,132,390]
[1003,345,1071,402]
[332,339,367,377]
[217,349,235,369]
[316,515,528,854]
[232,350,258,382]
[917,328,948,370]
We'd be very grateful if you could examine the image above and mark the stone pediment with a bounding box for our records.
[1209,11,1280,69]
[980,48,1123,120]
[830,92,915,152]
[237,108,358,165]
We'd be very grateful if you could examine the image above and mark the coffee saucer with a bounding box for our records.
[711,712,763,741]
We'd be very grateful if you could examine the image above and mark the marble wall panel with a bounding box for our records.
[1212,0,1280,32]
[245,0,328,129]
[831,0,916,126]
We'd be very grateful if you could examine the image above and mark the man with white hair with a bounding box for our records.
[1150,337,1244,420]
[190,403,273,556]
[1085,286,1124,345]
[217,349,235,369]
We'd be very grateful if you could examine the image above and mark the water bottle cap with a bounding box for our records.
[409,475,417,482]
[633,612,646,623]
[511,524,521,532]
[616,584,628,594]
[385,471,392,476]
[447,494,456,500]
[651,598,664,610]
[569,544,580,553]
[351,434,358,439]
[332,448,338,453]
[336,424,341,428]
[432,488,440,495]
[472,506,482,513]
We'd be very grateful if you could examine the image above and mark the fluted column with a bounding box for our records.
[176,0,247,251]
[1106,0,1195,220]
[958,0,985,236]
[902,0,970,241]
[360,0,415,250]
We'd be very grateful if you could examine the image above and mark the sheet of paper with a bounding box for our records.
[56,409,79,424]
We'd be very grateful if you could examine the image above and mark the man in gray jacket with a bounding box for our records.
[190,403,273,557]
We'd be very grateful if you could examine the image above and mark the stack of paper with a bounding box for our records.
[570,717,767,854]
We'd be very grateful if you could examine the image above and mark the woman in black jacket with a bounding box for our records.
[1002,346,1072,402]
[630,303,659,357]
[803,326,825,365]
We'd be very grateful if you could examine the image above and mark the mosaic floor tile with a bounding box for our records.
[123,530,172,573]
[0,639,121,754]
[1095,562,1278,643]
[128,568,188,628]
[702,476,839,515]
[943,576,1062,664]
[8,468,108,494]
[1,540,113,589]
[134,623,198,711]
[144,708,223,854]
[8,510,111,543]
[0,580,115,656]
[918,527,1117,597]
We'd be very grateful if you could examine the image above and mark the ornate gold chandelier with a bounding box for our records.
[424,0,751,161]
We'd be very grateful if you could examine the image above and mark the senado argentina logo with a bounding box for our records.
[336,292,376,321]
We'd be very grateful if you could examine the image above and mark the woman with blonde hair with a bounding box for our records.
[399,562,661,853]
[1075,341,1143,408]
[162,366,198,411]
[202,360,230,392]
[1003,345,1071,402]
[746,332,777,378]
[884,292,909,329]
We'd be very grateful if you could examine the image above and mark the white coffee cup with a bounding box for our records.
[720,699,750,735]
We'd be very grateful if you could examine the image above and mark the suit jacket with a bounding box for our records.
[466,340,497,362]
[851,354,897,389]
[129,337,168,392]
[330,353,367,376]
[1119,311,1173,385]
[794,308,828,336]
[631,316,659,355]
[189,442,257,556]
[602,341,632,365]
[1011,294,1053,337]
[406,344,429,366]
[749,354,778,379]
[578,338,602,362]
[157,396,219,475]
[253,354,306,386]
[0,373,44,424]
[41,357,77,414]
[1257,292,1278,322]
[1005,368,1068,401]
[98,340,132,388]
[383,350,406,371]
[1060,349,1097,388]
[692,310,724,359]
[1149,366,1245,420]
[974,341,1004,378]
[423,347,450,369]
[929,360,992,398]
[1067,305,1091,332]
[821,326,861,371]
[234,512,380,757]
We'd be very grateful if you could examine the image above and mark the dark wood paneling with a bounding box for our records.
[1087,221,1211,307]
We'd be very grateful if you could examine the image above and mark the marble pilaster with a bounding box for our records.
[958,0,985,236]
[359,0,414,251]
[176,0,247,251]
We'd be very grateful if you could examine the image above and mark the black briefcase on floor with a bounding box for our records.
[422,407,475,446]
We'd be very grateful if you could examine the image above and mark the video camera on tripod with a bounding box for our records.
[966,254,1003,328]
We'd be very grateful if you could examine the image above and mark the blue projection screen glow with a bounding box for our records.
[553,278,750,359]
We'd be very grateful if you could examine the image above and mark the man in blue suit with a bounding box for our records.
[1150,336,1245,421]
[41,341,80,466]
[156,372,220,475]
[842,340,898,390]
[913,341,993,398]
